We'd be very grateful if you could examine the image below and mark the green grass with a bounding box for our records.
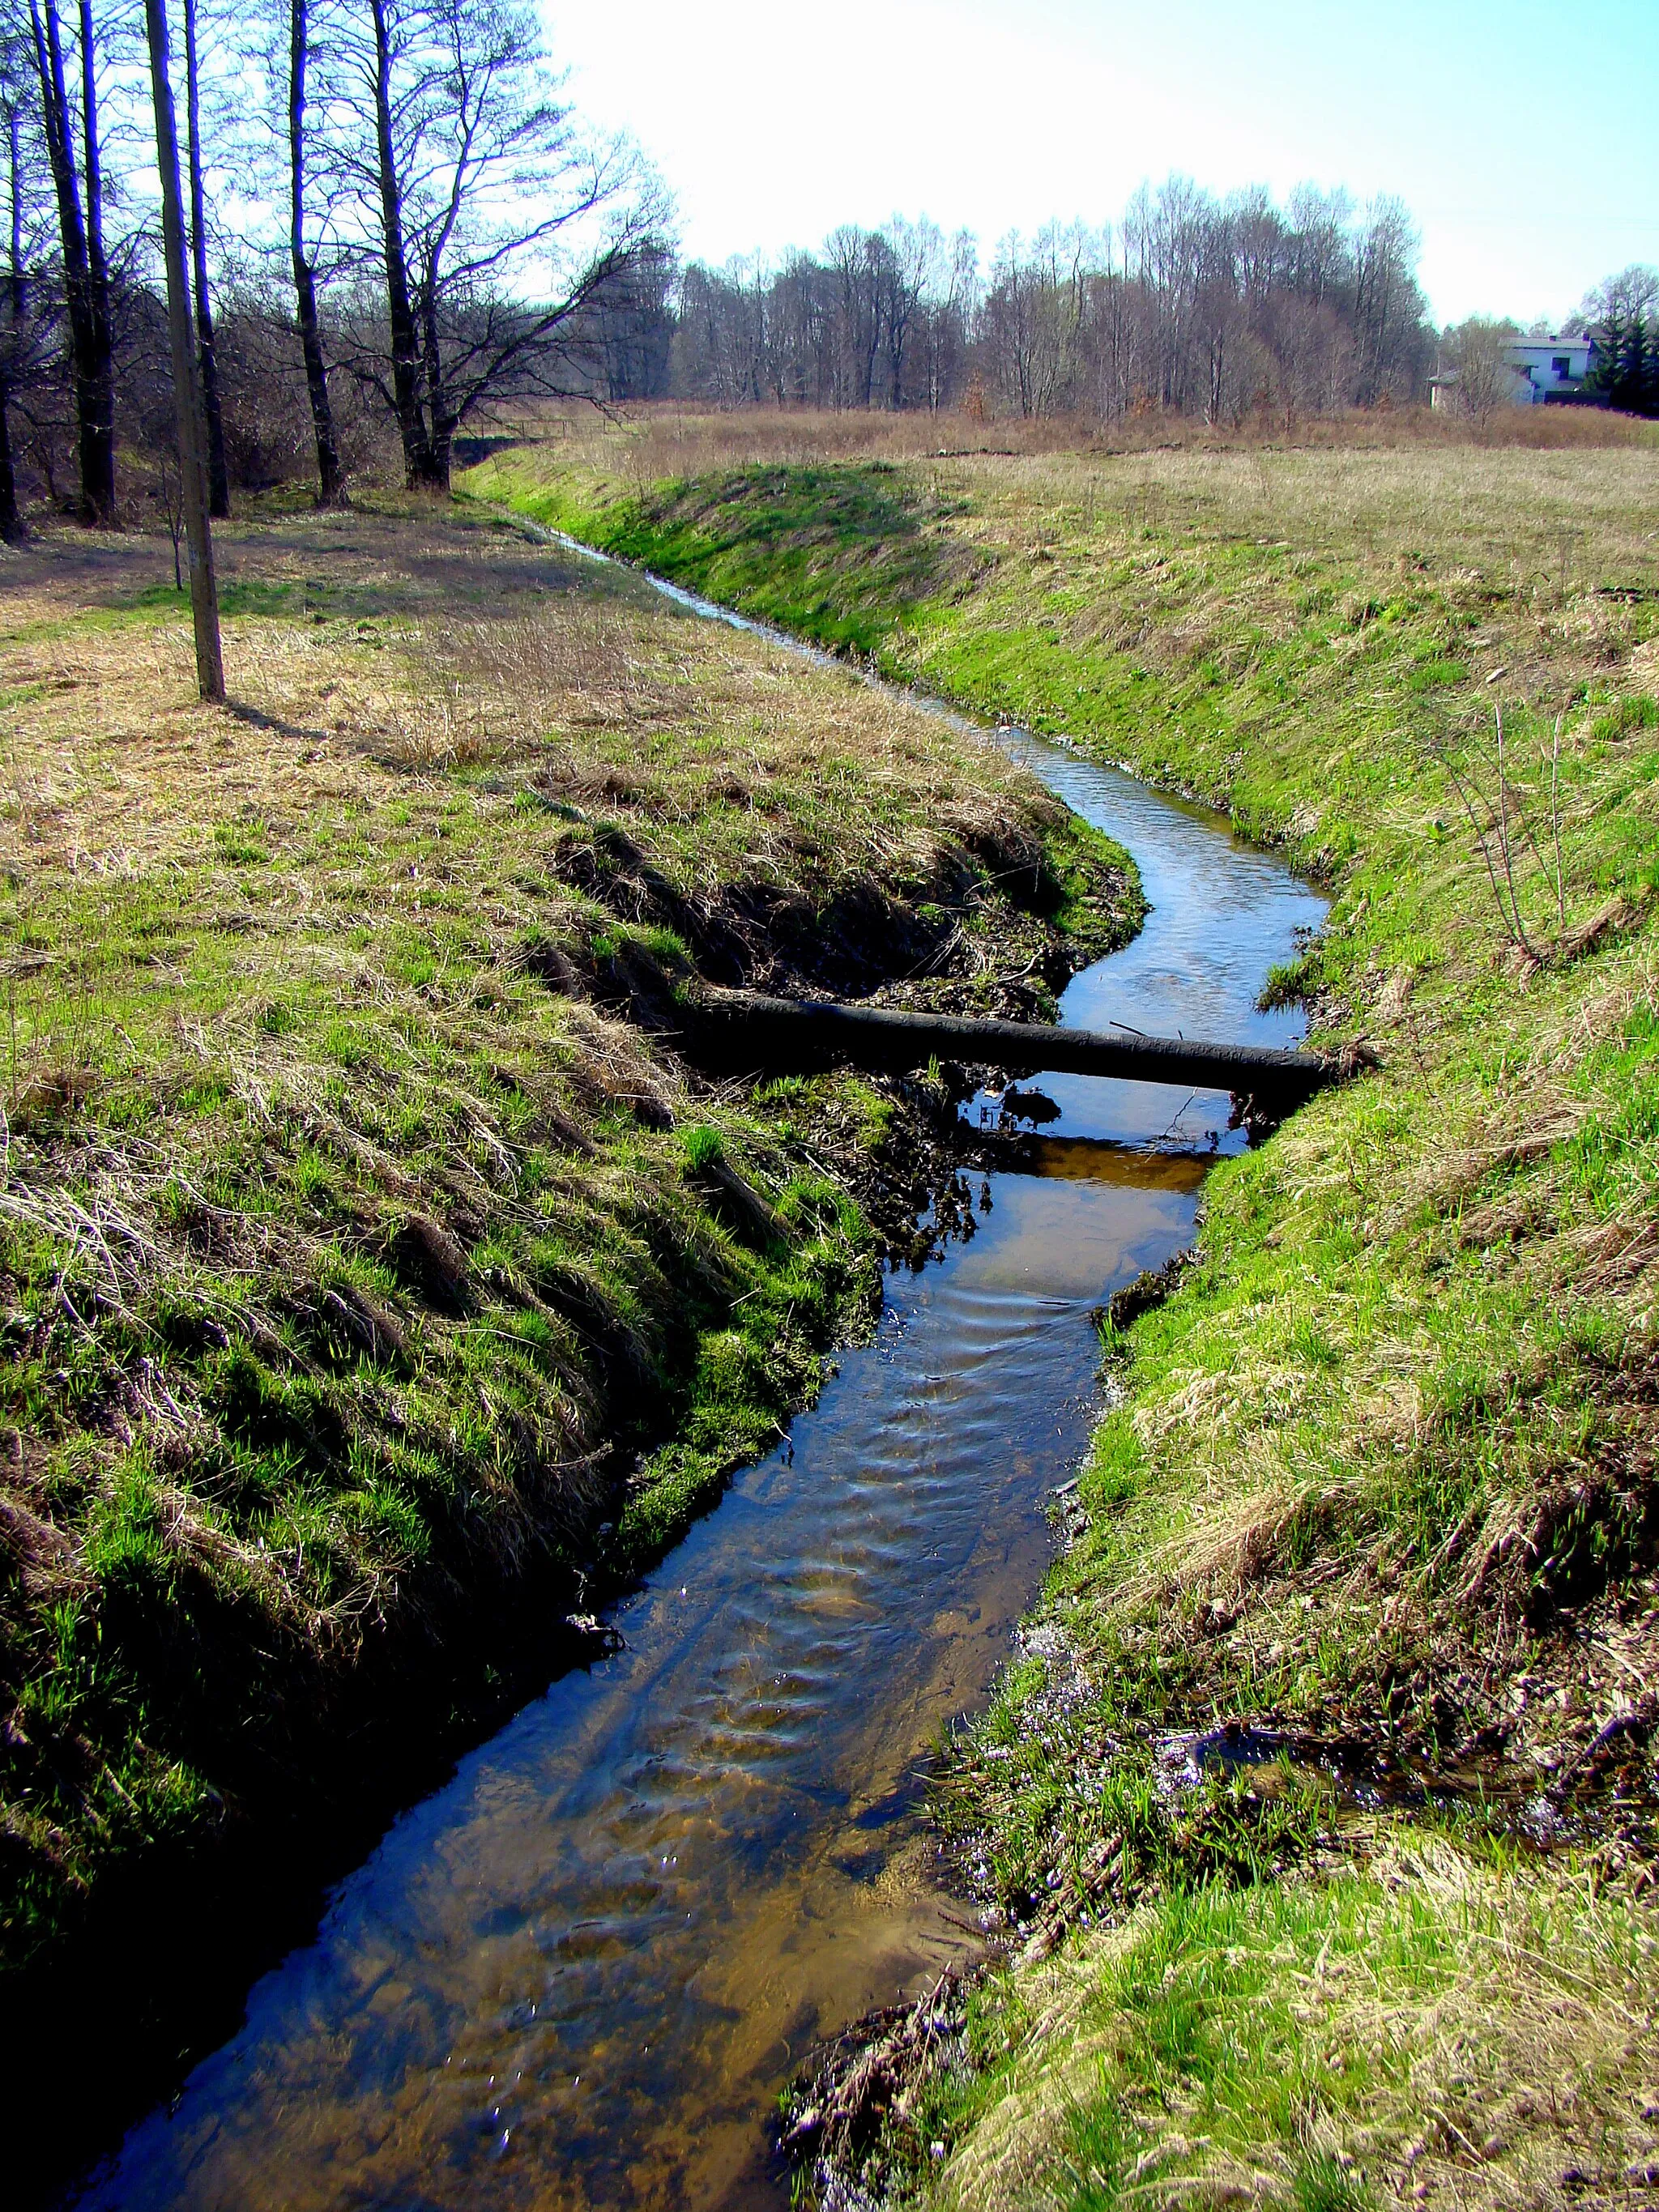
[0,501,1139,1975]
[463,458,962,655]
[928,1837,1659,2211]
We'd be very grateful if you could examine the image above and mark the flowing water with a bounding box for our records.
[73,584,1325,2212]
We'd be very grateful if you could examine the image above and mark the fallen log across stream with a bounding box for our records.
[689,991,1334,1104]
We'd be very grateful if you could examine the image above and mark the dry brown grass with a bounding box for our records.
[485,407,1659,638]
[506,402,1655,492]
[0,497,1050,904]
[935,443,1659,603]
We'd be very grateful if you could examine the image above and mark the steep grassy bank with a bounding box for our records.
[471,429,1659,2206]
[0,497,1138,2131]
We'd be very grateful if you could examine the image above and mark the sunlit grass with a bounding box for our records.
[482,424,1659,2208]
[0,495,1133,1967]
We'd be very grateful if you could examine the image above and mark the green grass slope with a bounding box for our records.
[473,431,1659,2208]
[0,499,1137,1995]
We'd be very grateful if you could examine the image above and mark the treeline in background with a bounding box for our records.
[0,0,662,536]
[667,201,1659,429]
[670,188,1431,422]
[2,0,1656,541]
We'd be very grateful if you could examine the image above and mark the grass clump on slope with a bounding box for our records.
[932,1838,1659,2212]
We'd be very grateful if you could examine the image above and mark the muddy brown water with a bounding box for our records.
[70,580,1326,2210]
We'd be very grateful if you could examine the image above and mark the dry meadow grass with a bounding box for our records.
[521,403,1659,586]
[0,497,1062,933]
[505,397,1654,494]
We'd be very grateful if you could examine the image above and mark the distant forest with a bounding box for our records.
[1,0,1653,536]
[647,185,1435,424]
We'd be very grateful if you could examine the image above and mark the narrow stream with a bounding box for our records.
[73,582,1325,2211]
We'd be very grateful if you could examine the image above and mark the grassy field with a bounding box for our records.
[468,416,1659,2209]
[0,488,1139,2057]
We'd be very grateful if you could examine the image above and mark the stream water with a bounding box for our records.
[71,583,1325,2211]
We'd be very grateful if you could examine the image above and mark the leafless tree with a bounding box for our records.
[1442,317,1520,429]
[1576,263,1659,330]
[824,225,885,409]
[333,0,659,490]
[1286,184,1353,307]
[919,227,975,413]
[1353,195,1421,406]
[181,0,228,512]
[25,0,115,520]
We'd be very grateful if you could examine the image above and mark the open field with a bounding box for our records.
[488,401,1657,494]
[471,418,1659,2208]
[0,484,1140,2127]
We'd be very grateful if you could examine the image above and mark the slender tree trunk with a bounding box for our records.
[28,0,113,523]
[6,113,19,324]
[288,0,343,505]
[143,0,224,702]
[420,281,454,491]
[1,109,23,541]
[859,283,878,408]
[182,0,229,517]
[76,0,115,521]
[0,396,17,543]
[369,0,430,488]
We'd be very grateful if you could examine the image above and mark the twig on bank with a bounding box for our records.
[1493,707,1541,962]
[1549,714,1566,929]
[1431,708,1544,963]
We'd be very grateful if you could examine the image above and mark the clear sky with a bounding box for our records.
[548,0,1659,326]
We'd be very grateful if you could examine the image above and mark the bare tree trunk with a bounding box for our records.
[0,398,17,543]
[77,0,115,518]
[369,0,432,488]
[420,282,454,491]
[288,0,344,505]
[5,112,20,330]
[1,109,23,541]
[143,0,224,702]
[28,0,114,523]
[182,0,229,517]
[859,263,880,408]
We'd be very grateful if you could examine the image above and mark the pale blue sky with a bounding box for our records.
[550,0,1659,325]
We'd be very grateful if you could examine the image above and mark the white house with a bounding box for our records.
[1431,333,1600,410]
[1507,335,1597,402]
